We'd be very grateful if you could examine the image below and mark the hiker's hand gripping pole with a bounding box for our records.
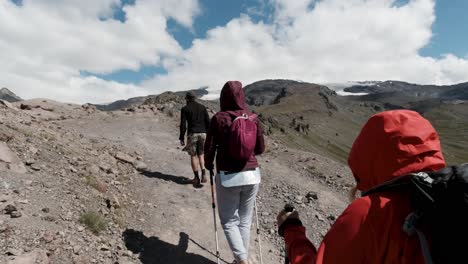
[209,169,220,264]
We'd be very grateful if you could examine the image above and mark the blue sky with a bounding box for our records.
[99,0,468,85]
[421,0,468,58]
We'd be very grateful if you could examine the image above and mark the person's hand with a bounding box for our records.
[206,164,214,172]
[180,140,185,146]
[277,209,300,227]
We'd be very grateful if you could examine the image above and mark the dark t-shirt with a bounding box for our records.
[179,101,210,140]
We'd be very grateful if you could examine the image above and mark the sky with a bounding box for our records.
[1,0,468,104]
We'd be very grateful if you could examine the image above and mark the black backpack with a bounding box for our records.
[363,164,468,264]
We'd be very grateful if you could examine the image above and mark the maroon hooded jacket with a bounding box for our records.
[204,81,265,173]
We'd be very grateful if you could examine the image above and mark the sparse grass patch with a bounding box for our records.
[79,211,107,235]
[84,175,108,193]
[116,175,130,183]
[114,208,126,228]
[39,131,56,141]
[14,127,34,137]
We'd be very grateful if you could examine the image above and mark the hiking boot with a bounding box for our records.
[193,176,202,188]
[201,175,207,183]
[186,176,200,185]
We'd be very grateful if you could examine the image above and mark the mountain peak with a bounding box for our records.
[0,87,22,102]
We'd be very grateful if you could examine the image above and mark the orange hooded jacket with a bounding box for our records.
[283,110,446,264]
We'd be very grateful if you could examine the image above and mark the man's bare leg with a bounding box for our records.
[191,155,199,172]
[198,154,207,183]
[188,155,201,185]
[198,154,205,170]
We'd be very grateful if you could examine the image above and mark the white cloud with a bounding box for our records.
[142,0,468,97]
[0,0,200,103]
[139,0,437,95]
[1,0,468,104]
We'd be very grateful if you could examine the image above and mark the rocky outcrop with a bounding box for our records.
[0,100,16,110]
[93,87,209,111]
[7,249,49,264]
[0,142,27,174]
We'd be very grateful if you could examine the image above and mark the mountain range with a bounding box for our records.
[2,80,466,164]
[243,79,467,165]
[92,88,209,111]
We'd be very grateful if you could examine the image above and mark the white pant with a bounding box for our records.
[216,177,259,262]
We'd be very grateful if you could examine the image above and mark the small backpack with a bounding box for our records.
[363,164,468,264]
[226,111,258,161]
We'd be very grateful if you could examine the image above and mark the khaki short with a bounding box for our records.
[183,133,206,156]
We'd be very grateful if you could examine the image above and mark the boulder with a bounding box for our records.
[115,152,136,164]
[0,100,15,109]
[7,249,49,264]
[133,161,147,171]
[0,142,27,174]
[19,104,32,110]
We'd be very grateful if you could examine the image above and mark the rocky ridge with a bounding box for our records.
[0,100,153,263]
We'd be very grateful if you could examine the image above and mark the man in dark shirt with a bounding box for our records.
[179,92,210,186]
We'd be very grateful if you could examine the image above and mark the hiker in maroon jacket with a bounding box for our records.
[205,81,265,264]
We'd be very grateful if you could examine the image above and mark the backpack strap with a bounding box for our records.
[364,172,436,264]
[403,212,434,264]
[225,111,241,118]
[225,111,257,122]
[362,174,412,196]
[416,229,434,264]
[362,172,434,197]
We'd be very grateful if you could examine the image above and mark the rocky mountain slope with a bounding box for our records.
[1,94,352,264]
[1,79,466,264]
[1,100,142,263]
[244,80,383,163]
[245,79,468,165]
[344,80,468,102]
[0,88,22,102]
[93,96,151,112]
[93,88,210,111]
[343,80,468,164]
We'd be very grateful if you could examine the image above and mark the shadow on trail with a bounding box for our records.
[140,170,205,188]
[140,170,190,185]
[123,229,219,264]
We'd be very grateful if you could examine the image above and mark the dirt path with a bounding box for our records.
[68,113,282,264]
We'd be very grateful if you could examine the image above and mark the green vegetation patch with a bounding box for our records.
[79,211,107,234]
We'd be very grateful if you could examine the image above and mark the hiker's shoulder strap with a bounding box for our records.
[225,111,257,120]
[362,174,413,196]
[402,212,434,264]
[225,111,240,117]
[363,171,436,197]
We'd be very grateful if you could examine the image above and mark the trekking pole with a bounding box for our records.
[209,169,221,264]
[283,203,295,264]
[254,200,264,264]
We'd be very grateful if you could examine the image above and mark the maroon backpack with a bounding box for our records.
[226,111,258,161]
